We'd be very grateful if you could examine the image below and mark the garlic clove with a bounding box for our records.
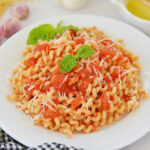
[62,0,88,10]
[4,18,22,38]
[0,25,5,43]
[10,3,30,20]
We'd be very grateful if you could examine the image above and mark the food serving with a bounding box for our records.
[7,21,148,138]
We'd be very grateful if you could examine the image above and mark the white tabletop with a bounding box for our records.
[1,0,150,149]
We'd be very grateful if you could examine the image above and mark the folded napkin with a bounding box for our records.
[0,129,83,150]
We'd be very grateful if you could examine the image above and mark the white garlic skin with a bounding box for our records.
[4,18,22,38]
[11,3,30,20]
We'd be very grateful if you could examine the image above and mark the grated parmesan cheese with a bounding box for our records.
[93,66,98,76]
[86,57,98,67]
[120,68,137,77]
[59,74,68,88]
[28,85,35,91]
[99,58,106,66]
[40,102,56,112]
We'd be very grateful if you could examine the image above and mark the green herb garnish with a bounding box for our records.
[60,55,77,73]
[56,20,79,35]
[27,24,56,45]
[60,45,95,73]
[27,21,79,45]
[75,45,95,59]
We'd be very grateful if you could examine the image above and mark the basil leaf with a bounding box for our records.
[60,55,77,73]
[27,24,56,45]
[75,45,95,59]
[56,21,79,35]
[67,25,79,32]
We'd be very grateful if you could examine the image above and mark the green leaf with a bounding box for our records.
[27,24,56,45]
[75,45,95,59]
[67,25,79,32]
[60,55,77,73]
[56,20,79,35]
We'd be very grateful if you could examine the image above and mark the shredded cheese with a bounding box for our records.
[93,66,98,76]
[120,68,137,77]
[107,43,115,48]
[81,98,93,109]
[60,105,69,113]
[47,99,56,107]
[22,84,30,94]
[29,95,38,112]
[28,85,35,91]
[86,58,98,67]
[118,99,124,103]
[78,62,84,67]
[99,58,106,66]
[59,74,68,88]
[40,102,56,112]
[108,74,113,82]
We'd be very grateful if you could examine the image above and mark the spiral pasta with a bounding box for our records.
[7,26,148,138]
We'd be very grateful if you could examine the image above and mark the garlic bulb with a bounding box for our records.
[4,18,22,38]
[53,0,88,10]
[10,3,30,20]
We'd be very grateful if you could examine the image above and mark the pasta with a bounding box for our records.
[7,26,148,138]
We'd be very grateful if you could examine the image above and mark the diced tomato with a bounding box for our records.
[68,29,76,37]
[110,95,114,101]
[88,76,95,83]
[80,80,89,93]
[51,74,68,90]
[78,68,94,81]
[42,84,51,93]
[71,97,82,110]
[62,85,76,96]
[34,43,50,52]
[108,83,113,91]
[100,92,109,111]
[52,99,59,105]
[117,53,124,61]
[26,80,42,95]
[78,68,89,79]
[44,110,60,118]
[100,47,116,57]
[24,57,37,69]
[56,35,61,39]
[43,101,60,119]
[112,68,120,79]
[104,75,112,84]
[44,105,60,119]
[101,39,113,46]
[75,38,85,44]
[91,62,102,71]
[112,67,123,80]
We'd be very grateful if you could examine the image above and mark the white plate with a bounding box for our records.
[0,15,150,150]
